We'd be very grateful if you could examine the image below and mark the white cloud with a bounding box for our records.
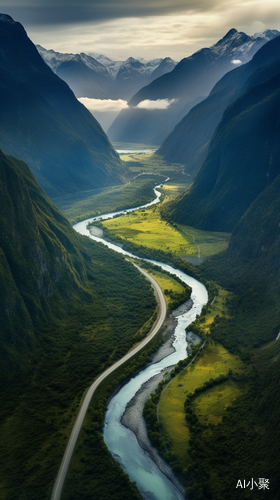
[78,97,128,112]
[136,98,177,110]
[231,59,242,64]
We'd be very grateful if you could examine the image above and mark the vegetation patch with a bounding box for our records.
[54,175,165,224]
[134,259,191,311]
[120,152,186,182]
[62,328,165,500]
[99,205,230,259]
[159,341,246,467]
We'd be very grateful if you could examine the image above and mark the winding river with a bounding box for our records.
[74,182,208,500]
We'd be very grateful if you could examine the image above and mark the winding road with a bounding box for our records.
[50,263,167,500]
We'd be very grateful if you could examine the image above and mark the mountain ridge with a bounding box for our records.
[0,14,126,199]
[38,46,177,100]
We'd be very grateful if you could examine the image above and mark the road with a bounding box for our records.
[50,264,167,500]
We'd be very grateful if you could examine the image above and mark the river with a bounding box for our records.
[74,180,207,500]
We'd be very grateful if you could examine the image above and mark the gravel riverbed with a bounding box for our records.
[120,299,194,497]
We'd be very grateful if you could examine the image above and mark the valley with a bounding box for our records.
[57,142,280,500]
[1,12,280,500]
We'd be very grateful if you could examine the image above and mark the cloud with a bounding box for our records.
[4,0,280,61]
[3,1,221,26]
[231,59,242,64]
[78,97,128,112]
[136,99,177,110]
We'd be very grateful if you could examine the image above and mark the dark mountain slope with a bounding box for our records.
[158,35,280,176]
[0,148,155,378]
[0,14,126,199]
[202,171,280,348]
[0,149,157,498]
[165,67,280,232]
[187,170,280,500]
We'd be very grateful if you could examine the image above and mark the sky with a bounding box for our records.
[1,0,280,61]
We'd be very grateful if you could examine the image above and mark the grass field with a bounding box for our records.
[120,152,186,180]
[159,183,189,201]
[134,260,190,310]
[54,150,189,223]
[199,287,233,331]
[101,205,230,258]
[159,341,246,466]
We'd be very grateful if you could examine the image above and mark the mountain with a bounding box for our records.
[107,29,279,145]
[130,29,279,106]
[164,38,280,232]
[114,56,176,98]
[187,148,280,500]
[158,33,280,178]
[39,47,177,101]
[181,172,280,499]
[37,45,123,99]
[0,147,157,499]
[149,57,177,81]
[0,14,126,199]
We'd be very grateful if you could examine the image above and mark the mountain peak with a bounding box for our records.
[223,28,238,38]
[0,13,15,24]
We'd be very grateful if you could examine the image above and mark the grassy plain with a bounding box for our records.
[133,260,191,310]
[159,341,246,466]
[120,151,185,179]
[100,205,230,258]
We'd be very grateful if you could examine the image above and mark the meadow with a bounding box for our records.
[100,205,230,259]
[159,341,246,466]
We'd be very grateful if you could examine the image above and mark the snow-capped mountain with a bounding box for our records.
[37,45,122,99]
[210,28,279,62]
[37,46,109,75]
[37,46,177,99]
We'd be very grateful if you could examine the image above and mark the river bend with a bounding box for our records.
[74,184,207,500]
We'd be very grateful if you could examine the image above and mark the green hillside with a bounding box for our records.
[182,177,280,499]
[0,149,157,499]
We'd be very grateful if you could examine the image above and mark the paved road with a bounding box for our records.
[50,264,167,500]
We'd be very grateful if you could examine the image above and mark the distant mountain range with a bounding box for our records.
[0,14,126,199]
[107,28,279,145]
[37,46,177,100]
[164,35,280,232]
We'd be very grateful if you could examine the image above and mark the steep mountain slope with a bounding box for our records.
[158,34,280,177]
[0,14,126,199]
[165,59,280,232]
[114,56,163,97]
[37,46,123,99]
[108,29,279,145]
[185,169,280,500]
[0,148,157,499]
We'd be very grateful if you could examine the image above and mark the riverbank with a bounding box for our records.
[120,299,194,498]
